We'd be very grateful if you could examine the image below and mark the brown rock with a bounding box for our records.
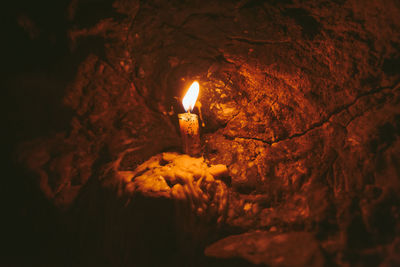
[205,231,325,267]
[12,0,400,265]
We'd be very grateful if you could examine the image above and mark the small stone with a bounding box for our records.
[243,202,252,212]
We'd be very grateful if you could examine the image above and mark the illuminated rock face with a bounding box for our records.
[15,0,400,266]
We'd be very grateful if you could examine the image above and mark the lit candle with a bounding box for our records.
[178,81,201,156]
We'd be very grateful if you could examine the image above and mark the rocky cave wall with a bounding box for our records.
[7,0,400,266]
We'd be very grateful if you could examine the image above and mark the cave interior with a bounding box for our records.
[3,0,400,266]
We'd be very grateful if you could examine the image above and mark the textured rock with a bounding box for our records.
[205,231,325,267]
[108,151,229,225]
[14,0,400,265]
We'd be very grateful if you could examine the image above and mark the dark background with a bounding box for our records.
[2,1,109,265]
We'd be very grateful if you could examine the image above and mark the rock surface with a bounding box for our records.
[110,152,229,225]
[205,231,325,267]
[12,0,400,266]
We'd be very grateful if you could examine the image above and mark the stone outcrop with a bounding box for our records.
[15,0,400,266]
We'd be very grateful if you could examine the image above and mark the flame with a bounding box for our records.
[182,81,199,112]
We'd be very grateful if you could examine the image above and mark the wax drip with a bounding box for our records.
[196,101,205,127]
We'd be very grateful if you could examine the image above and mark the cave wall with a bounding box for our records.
[12,0,400,266]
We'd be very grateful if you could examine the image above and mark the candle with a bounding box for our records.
[178,81,201,156]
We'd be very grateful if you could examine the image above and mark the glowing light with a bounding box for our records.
[182,81,199,112]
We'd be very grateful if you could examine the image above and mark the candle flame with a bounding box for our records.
[182,81,199,112]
